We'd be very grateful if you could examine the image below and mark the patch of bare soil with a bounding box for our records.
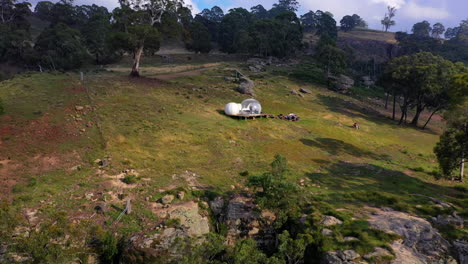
[0,110,86,199]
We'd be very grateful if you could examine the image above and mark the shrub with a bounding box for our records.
[122,175,138,184]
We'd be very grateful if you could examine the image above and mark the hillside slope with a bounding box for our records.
[0,57,466,262]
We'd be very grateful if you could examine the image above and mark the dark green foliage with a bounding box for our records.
[314,35,346,75]
[0,97,4,115]
[412,20,432,38]
[315,11,338,40]
[300,11,318,32]
[186,21,212,53]
[35,23,90,70]
[432,22,445,39]
[381,52,466,127]
[34,1,54,21]
[248,154,302,226]
[340,14,367,31]
[0,0,34,64]
[122,175,139,184]
[218,8,252,53]
[290,62,326,84]
[249,12,302,57]
[250,5,268,20]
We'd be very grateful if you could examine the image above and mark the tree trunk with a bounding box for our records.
[130,45,144,77]
[422,108,440,130]
[461,145,465,182]
[411,107,423,127]
[385,93,389,109]
[392,92,396,120]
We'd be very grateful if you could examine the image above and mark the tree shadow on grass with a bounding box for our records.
[306,161,468,211]
[317,94,439,135]
[300,138,391,161]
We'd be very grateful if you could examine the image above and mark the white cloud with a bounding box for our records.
[370,0,406,8]
[401,1,449,19]
[183,0,201,14]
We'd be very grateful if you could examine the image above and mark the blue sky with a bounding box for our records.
[29,0,467,31]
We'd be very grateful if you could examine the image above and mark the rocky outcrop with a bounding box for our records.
[361,76,375,87]
[454,240,468,264]
[367,207,455,264]
[432,212,465,228]
[323,250,360,264]
[328,74,354,93]
[237,76,255,96]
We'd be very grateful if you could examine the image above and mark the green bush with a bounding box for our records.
[122,175,139,184]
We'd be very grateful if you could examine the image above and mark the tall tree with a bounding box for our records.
[314,34,346,77]
[382,52,466,127]
[300,11,317,32]
[35,22,89,70]
[250,4,268,20]
[434,73,468,181]
[34,1,54,21]
[432,22,445,39]
[315,10,337,40]
[218,8,251,53]
[112,0,183,77]
[381,6,396,32]
[412,20,431,38]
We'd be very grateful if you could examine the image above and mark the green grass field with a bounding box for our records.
[0,57,466,260]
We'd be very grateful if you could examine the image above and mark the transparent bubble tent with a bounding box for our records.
[225,99,262,116]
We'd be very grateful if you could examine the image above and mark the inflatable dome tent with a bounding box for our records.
[225,99,262,116]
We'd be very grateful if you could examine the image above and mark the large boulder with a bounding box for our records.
[329,74,354,93]
[168,201,210,237]
[361,76,375,87]
[237,76,255,96]
[367,207,455,264]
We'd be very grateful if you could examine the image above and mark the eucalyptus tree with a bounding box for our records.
[112,0,185,77]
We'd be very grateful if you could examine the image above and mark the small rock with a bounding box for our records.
[161,195,175,205]
[321,228,333,236]
[75,106,84,111]
[99,159,109,167]
[298,93,304,98]
[343,236,359,242]
[94,159,101,164]
[71,165,82,171]
[86,121,93,127]
[320,215,343,226]
[248,227,260,236]
[95,202,107,213]
[80,128,86,132]
[85,193,94,200]
[230,185,236,190]
[290,90,298,95]
[300,88,312,94]
[177,191,185,200]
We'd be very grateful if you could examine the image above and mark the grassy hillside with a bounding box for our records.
[338,28,397,44]
[0,56,466,261]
